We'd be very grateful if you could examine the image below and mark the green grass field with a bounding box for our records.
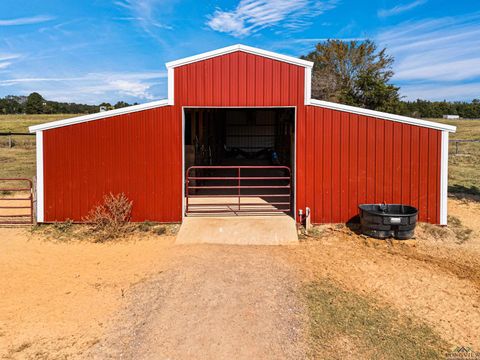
[0,115,79,186]
[0,114,479,195]
[435,118,480,195]
[0,114,79,133]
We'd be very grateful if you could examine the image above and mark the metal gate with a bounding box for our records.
[185,166,291,215]
[0,178,34,225]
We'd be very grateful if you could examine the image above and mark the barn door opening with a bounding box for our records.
[183,108,295,217]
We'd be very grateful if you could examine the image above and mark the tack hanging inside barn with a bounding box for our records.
[29,44,456,225]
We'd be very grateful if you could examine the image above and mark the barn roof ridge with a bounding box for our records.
[165,44,314,69]
[28,44,455,133]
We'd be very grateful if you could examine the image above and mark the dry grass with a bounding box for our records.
[32,217,180,243]
[304,280,448,360]
[419,215,473,244]
[0,114,78,133]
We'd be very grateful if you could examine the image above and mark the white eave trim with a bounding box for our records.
[36,131,44,223]
[29,99,170,132]
[304,67,312,105]
[440,131,449,225]
[309,99,457,133]
[165,44,314,69]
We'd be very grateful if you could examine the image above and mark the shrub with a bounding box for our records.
[84,193,133,241]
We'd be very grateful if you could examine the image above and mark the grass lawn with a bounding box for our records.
[0,114,78,133]
[435,119,480,195]
[0,114,479,195]
[304,280,448,359]
[0,115,80,188]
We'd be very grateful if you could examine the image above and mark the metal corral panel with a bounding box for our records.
[297,106,441,224]
[174,51,305,106]
[43,106,182,222]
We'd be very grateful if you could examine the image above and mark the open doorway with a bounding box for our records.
[183,108,295,217]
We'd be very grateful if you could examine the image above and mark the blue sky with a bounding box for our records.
[0,0,479,104]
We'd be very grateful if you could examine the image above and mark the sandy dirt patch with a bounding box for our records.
[0,198,478,358]
[0,228,307,360]
[0,228,174,359]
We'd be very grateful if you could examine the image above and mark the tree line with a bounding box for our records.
[1,41,479,119]
[0,93,136,115]
[302,40,480,118]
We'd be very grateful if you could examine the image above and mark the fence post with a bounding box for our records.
[8,132,12,148]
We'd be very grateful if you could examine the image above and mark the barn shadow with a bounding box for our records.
[448,185,480,202]
[346,215,361,234]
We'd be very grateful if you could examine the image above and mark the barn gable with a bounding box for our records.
[166,44,313,106]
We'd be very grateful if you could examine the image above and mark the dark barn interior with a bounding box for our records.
[184,108,295,216]
[184,108,295,167]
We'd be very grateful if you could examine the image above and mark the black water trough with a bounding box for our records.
[358,204,418,240]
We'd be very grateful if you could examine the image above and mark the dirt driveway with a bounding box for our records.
[1,198,479,359]
[89,245,306,359]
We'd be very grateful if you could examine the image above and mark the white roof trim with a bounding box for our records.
[29,44,455,134]
[29,99,169,132]
[309,99,456,133]
[165,44,314,69]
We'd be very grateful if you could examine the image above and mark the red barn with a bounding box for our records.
[29,44,455,225]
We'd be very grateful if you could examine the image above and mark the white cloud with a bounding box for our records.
[400,82,480,101]
[377,13,480,100]
[0,54,22,62]
[206,0,339,37]
[94,80,154,99]
[208,11,248,37]
[0,53,21,70]
[378,0,427,18]
[0,71,167,103]
[0,15,55,26]
[115,0,173,43]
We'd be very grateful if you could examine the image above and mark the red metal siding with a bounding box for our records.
[298,106,442,224]
[43,106,182,222]
[174,51,305,107]
[42,50,306,223]
[41,49,442,224]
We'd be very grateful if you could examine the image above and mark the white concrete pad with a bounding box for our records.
[176,216,298,245]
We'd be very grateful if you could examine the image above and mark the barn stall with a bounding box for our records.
[29,44,455,225]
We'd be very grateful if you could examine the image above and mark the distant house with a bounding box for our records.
[443,115,460,119]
